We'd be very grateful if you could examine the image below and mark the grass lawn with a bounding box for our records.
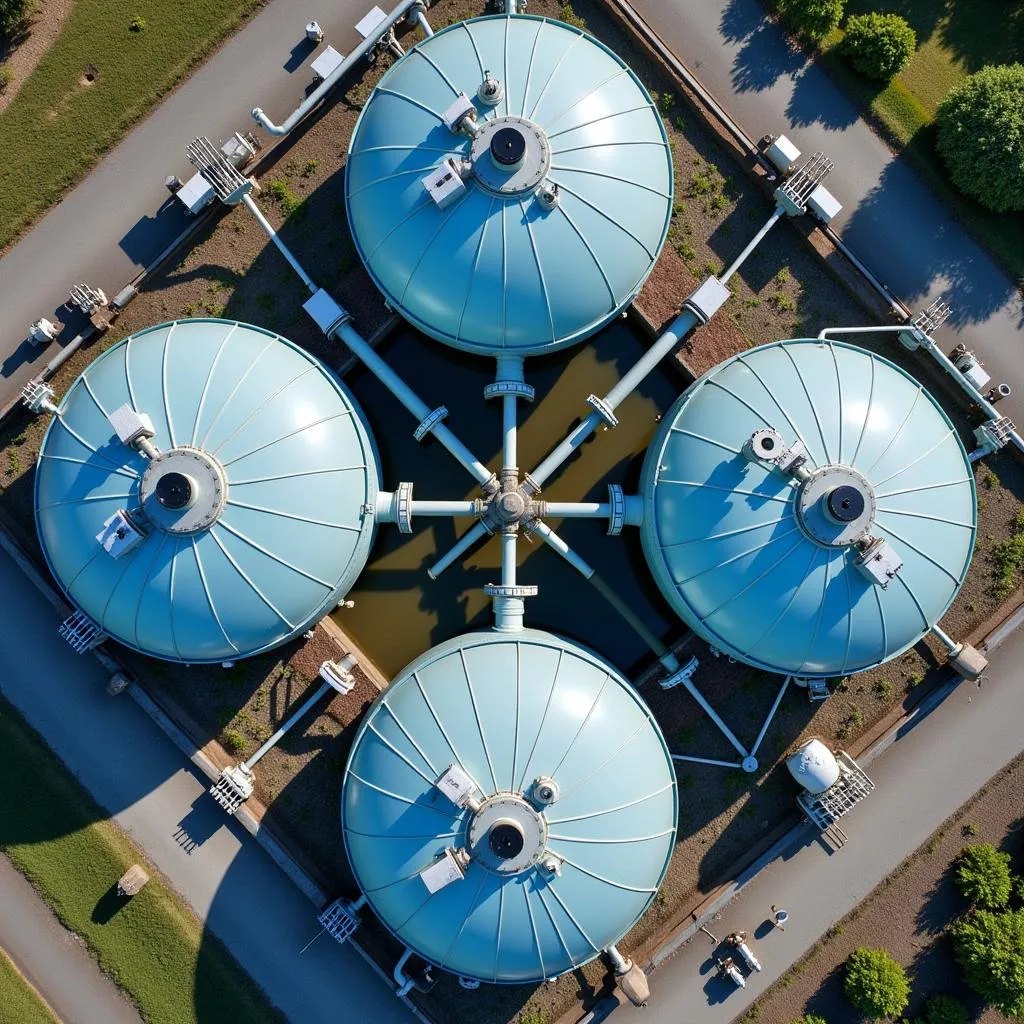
[0,948,58,1024]
[781,0,1024,281]
[0,695,284,1024]
[0,0,264,251]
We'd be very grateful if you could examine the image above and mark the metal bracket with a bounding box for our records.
[414,406,448,442]
[586,394,618,428]
[607,483,626,536]
[395,481,414,534]
[483,583,539,598]
[484,380,536,401]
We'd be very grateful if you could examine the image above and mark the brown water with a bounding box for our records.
[338,319,685,679]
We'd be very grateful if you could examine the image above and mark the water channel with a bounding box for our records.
[336,317,686,679]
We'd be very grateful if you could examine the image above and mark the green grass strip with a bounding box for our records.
[0,947,59,1024]
[0,0,263,251]
[0,695,284,1024]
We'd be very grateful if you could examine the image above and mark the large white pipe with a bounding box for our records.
[411,6,433,35]
[503,393,517,470]
[501,532,516,587]
[244,679,332,768]
[719,207,785,285]
[543,502,611,518]
[529,307,700,490]
[335,323,493,485]
[410,500,478,516]
[493,532,524,631]
[252,0,422,136]
[242,193,317,293]
[428,521,489,578]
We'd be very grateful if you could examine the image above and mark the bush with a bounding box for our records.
[222,728,246,755]
[778,0,846,39]
[792,1017,828,1024]
[843,948,910,1019]
[951,908,1024,1017]
[923,994,969,1024]
[0,63,10,92]
[838,13,916,80]
[954,843,1013,909]
[936,64,1024,212]
[0,0,28,36]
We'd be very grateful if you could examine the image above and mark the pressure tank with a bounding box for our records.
[345,14,673,357]
[341,629,677,983]
[786,739,840,795]
[640,339,976,678]
[35,320,380,663]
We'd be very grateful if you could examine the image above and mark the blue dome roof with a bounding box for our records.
[342,629,677,982]
[345,15,673,357]
[641,340,976,678]
[35,320,380,663]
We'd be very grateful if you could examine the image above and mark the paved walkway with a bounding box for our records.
[0,854,141,1024]
[635,611,1024,1021]
[0,544,410,1024]
[0,0,404,408]
[627,0,1024,426]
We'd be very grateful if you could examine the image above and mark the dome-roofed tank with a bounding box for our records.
[345,14,673,357]
[35,320,379,663]
[342,629,677,983]
[640,339,976,679]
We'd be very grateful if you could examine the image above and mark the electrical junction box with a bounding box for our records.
[175,171,216,215]
[766,134,801,173]
[419,848,466,894]
[422,158,467,210]
[807,184,842,224]
[855,538,903,588]
[441,92,476,132]
[303,288,350,334]
[435,764,477,808]
[956,357,991,391]
[311,45,345,82]
[108,404,155,447]
[355,5,387,39]
[96,510,146,559]
[683,276,731,323]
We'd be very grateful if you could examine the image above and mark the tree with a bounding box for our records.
[838,13,916,80]
[843,948,911,1019]
[954,843,1013,909]
[951,908,1024,1017]
[778,0,846,39]
[924,993,969,1024]
[0,0,30,37]
[936,63,1024,213]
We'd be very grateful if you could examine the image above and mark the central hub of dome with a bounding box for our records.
[140,447,228,535]
[471,115,551,197]
[488,820,525,860]
[156,471,194,510]
[490,126,526,168]
[468,794,547,874]
[827,485,865,523]
[796,465,876,548]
